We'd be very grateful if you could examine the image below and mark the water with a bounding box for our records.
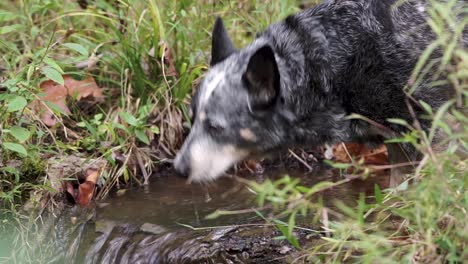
[1,166,389,263]
[76,167,389,263]
[94,174,256,229]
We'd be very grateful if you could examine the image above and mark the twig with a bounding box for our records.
[346,113,395,137]
[26,107,63,155]
[208,206,270,216]
[177,222,321,233]
[135,147,150,185]
[367,161,420,171]
[321,207,331,237]
[288,149,313,171]
[341,142,354,162]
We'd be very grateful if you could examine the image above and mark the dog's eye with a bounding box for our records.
[206,120,223,134]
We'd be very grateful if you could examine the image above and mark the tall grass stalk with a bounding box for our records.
[249,1,467,262]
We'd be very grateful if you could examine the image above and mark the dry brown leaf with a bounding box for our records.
[77,168,100,206]
[242,159,265,174]
[159,41,177,77]
[164,47,177,77]
[33,75,104,127]
[332,143,388,165]
[77,181,95,206]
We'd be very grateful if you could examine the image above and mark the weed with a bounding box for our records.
[249,1,467,262]
[0,0,297,261]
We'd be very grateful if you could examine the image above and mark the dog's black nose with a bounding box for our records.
[174,156,190,178]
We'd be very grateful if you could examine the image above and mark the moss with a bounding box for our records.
[20,156,46,183]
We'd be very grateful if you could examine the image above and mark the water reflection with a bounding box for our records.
[78,167,389,263]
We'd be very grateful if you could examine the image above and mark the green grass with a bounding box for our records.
[0,0,467,263]
[247,1,468,262]
[0,0,298,262]
[0,0,298,209]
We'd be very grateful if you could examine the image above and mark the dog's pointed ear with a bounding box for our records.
[211,17,236,66]
[243,45,280,109]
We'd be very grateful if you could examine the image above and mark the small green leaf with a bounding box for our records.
[204,210,221,220]
[0,166,20,183]
[419,100,433,115]
[123,166,129,182]
[288,212,296,238]
[321,237,340,243]
[3,142,28,156]
[113,123,128,132]
[135,129,150,145]
[62,43,89,56]
[329,162,350,170]
[9,126,31,143]
[387,118,409,127]
[0,11,18,22]
[436,236,453,251]
[93,113,103,122]
[335,200,358,219]
[0,166,19,175]
[0,24,23,35]
[374,184,383,205]
[296,186,310,193]
[150,125,160,134]
[43,57,64,73]
[34,48,47,60]
[27,64,36,82]
[275,222,289,236]
[275,222,300,249]
[31,25,40,39]
[394,180,409,191]
[409,40,442,93]
[42,66,64,85]
[119,112,138,126]
[385,137,411,144]
[7,96,27,112]
[138,104,152,118]
[306,181,336,196]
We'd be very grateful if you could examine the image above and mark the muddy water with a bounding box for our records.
[72,167,389,264]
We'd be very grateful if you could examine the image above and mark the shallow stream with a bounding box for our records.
[2,166,389,263]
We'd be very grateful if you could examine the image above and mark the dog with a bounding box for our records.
[174,0,465,185]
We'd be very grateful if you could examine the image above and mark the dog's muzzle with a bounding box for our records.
[173,134,249,182]
[174,152,190,178]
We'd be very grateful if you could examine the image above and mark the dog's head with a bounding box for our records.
[174,18,295,182]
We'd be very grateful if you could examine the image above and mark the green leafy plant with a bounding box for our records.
[248,1,467,262]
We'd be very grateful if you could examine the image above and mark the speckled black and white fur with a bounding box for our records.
[174,0,466,184]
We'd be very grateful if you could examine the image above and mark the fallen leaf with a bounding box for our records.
[77,181,95,206]
[332,143,388,165]
[116,189,127,197]
[159,41,177,77]
[140,223,167,235]
[32,75,104,126]
[49,155,106,193]
[242,159,265,174]
[77,168,100,206]
[279,245,292,255]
